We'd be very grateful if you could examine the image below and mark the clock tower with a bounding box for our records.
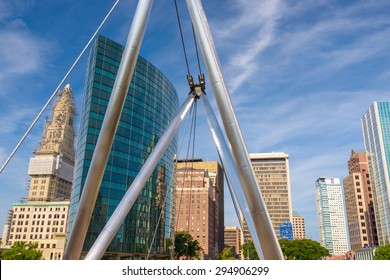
[27,84,76,202]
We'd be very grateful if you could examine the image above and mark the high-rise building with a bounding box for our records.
[316,177,349,255]
[67,36,179,259]
[248,153,292,237]
[1,85,75,259]
[224,226,241,258]
[292,211,306,240]
[27,84,75,202]
[279,221,294,240]
[361,101,390,245]
[343,149,378,251]
[174,159,224,259]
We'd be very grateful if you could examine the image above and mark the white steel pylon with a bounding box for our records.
[64,0,283,260]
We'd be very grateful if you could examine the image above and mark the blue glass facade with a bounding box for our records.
[67,36,179,258]
[362,101,390,245]
[279,221,293,240]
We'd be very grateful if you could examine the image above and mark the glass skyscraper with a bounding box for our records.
[67,36,179,258]
[316,177,349,256]
[362,101,390,245]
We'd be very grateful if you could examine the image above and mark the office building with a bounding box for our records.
[249,153,292,237]
[27,84,75,202]
[1,85,75,260]
[292,211,306,240]
[224,226,241,258]
[362,101,390,245]
[67,36,179,259]
[316,177,349,255]
[176,159,224,254]
[3,202,69,260]
[343,149,378,251]
[174,159,224,259]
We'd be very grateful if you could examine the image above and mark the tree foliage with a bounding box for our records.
[1,241,42,260]
[173,231,203,260]
[240,241,259,260]
[220,247,238,260]
[374,244,390,260]
[279,239,330,260]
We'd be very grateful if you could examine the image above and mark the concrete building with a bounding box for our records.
[224,226,241,258]
[362,101,390,245]
[292,211,306,239]
[343,150,378,251]
[67,36,179,259]
[175,159,224,259]
[27,84,75,202]
[1,85,75,260]
[248,153,292,238]
[3,202,69,260]
[316,177,349,255]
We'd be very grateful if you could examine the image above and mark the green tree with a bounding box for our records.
[279,239,330,260]
[374,244,390,260]
[220,247,238,260]
[240,241,259,260]
[173,231,203,260]
[1,241,42,260]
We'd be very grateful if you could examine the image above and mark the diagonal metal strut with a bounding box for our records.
[85,93,196,260]
[65,0,282,260]
[186,0,283,259]
[64,0,154,260]
[200,93,265,259]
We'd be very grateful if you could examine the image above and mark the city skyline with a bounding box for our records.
[1,0,390,242]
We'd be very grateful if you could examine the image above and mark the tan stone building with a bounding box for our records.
[1,85,75,260]
[4,202,69,260]
[343,150,378,251]
[292,211,306,239]
[248,153,292,238]
[27,84,75,202]
[224,226,241,258]
[174,159,224,259]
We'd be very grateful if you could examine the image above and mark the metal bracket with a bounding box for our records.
[188,74,205,99]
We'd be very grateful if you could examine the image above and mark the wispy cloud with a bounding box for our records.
[0,1,53,95]
[0,105,40,135]
[0,20,51,80]
[208,0,390,100]
[211,0,284,93]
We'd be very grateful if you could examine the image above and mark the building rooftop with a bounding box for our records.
[249,152,288,159]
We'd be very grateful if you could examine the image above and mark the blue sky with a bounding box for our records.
[0,0,389,242]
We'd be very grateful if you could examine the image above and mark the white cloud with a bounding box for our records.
[211,0,284,93]
[0,20,51,79]
[0,105,39,135]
